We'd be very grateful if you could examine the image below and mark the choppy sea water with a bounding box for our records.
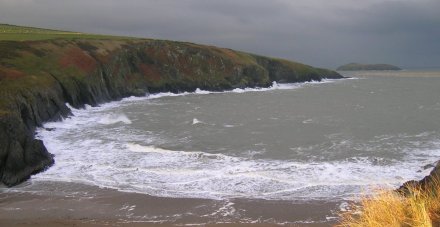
[24,71,440,202]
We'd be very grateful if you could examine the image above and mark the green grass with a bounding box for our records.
[0,24,138,41]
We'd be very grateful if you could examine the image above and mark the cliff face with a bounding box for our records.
[0,39,342,186]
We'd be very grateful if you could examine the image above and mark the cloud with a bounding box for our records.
[0,0,438,68]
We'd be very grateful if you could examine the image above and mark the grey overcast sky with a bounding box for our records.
[1,0,439,69]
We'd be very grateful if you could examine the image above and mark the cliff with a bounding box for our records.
[337,63,401,71]
[0,38,342,186]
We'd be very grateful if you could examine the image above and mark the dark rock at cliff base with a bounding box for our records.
[1,139,54,186]
[0,114,54,186]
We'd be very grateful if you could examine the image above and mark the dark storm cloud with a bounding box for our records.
[0,0,439,68]
[329,0,440,68]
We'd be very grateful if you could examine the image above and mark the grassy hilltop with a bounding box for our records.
[0,23,134,41]
[0,24,341,187]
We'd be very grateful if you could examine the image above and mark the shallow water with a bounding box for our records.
[22,71,440,201]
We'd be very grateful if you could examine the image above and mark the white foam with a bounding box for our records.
[192,118,203,125]
[147,92,190,99]
[195,88,212,95]
[33,125,440,200]
[230,81,296,93]
[98,114,132,125]
[60,79,340,116]
[339,202,351,212]
[32,77,440,201]
[207,201,236,217]
[149,80,340,97]
[127,143,172,153]
[302,119,313,124]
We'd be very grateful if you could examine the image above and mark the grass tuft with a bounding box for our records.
[338,178,440,227]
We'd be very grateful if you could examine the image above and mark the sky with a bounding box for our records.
[1,0,439,69]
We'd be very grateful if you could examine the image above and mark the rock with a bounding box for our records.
[423,162,437,170]
[1,139,54,186]
[397,162,440,195]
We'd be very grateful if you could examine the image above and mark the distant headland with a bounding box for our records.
[337,63,401,71]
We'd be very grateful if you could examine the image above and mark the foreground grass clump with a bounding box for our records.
[338,180,440,227]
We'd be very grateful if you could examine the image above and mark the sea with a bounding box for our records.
[2,70,440,224]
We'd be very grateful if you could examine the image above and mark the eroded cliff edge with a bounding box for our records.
[0,39,342,186]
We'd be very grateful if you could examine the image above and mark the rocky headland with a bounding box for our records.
[0,33,342,186]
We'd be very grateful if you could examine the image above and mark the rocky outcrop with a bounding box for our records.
[398,162,440,195]
[0,39,343,186]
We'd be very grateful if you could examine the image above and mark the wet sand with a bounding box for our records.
[0,220,333,227]
[0,181,341,226]
[0,220,332,227]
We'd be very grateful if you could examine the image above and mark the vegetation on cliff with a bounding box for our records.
[337,63,401,71]
[0,24,342,186]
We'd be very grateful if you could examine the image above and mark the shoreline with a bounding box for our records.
[0,181,341,226]
[0,220,332,227]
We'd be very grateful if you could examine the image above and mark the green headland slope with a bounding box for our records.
[0,24,342,186]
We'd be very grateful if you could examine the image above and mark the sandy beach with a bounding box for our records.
[0,181,341,226]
